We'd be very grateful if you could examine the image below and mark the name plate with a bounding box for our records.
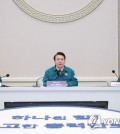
[108,82,120,87]
[47,81,67,87]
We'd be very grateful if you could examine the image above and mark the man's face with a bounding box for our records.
[54,55,65,69]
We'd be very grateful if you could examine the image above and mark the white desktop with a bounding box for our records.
[0,86,120,111]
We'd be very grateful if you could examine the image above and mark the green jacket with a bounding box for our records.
[43,66,78,87]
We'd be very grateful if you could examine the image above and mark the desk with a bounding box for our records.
[0,87,120,111]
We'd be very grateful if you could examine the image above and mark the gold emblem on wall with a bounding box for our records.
[13,0,103,23]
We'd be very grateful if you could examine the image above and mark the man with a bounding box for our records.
[43,52,78,87]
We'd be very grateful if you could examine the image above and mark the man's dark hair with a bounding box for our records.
[53,52,66,60]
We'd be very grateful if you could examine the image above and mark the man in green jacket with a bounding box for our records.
[43,52,78,87]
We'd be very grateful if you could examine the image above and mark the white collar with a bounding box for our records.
[56,66,64,71]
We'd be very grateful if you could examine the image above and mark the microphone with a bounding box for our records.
[112,70,120,82]
[36,77,43,87]
[1,74,10,78]
[112,70,119,78]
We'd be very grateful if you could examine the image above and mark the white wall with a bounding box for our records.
[0,0,118,85]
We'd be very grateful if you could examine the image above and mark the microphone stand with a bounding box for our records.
[0,74,10,87]
[36,77,43,87]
